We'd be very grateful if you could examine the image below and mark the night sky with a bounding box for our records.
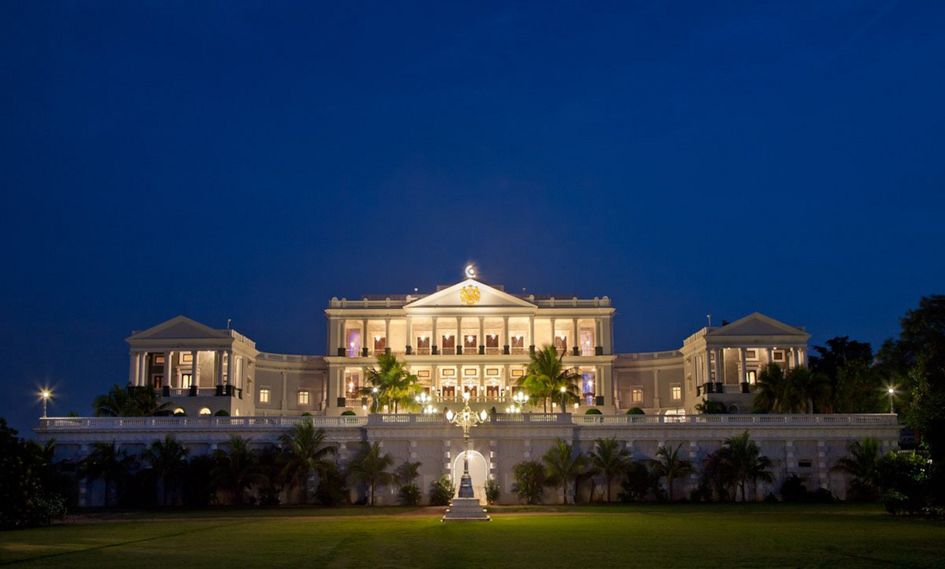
[2,1,943,433]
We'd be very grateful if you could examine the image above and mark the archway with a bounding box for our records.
[451,450,489,504]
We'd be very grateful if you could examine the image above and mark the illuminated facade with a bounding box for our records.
[124,277,812,418]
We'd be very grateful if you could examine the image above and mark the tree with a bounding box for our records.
[587,437,630,503]
[211,436,266,506]
[618,461,660,502]
[394,460,422,506]
[810,337,882,413]
[348,442,393,506]
[832,438,881,501]
[542,439,585,504]
[512,461,546,504]
[753,363,786,413]
[517,346,580,412]
[81,441,135,507]
[650,444,692,502]
[278,422,335,504]
[142,436,189,506]
[724,431,774,502]
[359,353,421,413]
[93,385,169,417]
[0,419,66,528]
[877,295,945,497]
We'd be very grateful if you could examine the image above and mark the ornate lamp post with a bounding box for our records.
[887,386,896,415]
[442,391,491,521]
[446,391,489,499]
[39,389,52,418]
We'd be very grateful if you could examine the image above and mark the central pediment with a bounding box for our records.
[404,279,536,309]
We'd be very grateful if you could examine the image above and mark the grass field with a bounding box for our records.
[1,504,944,568]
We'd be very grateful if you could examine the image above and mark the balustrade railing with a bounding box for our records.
[37,413,897,432]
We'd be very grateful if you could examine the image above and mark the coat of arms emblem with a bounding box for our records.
[459,284,481,305]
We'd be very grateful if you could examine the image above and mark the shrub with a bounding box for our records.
[780,474,808,502]
[429,476,455,506]
[626,407,645,415]
[340,410,356,416]
[512,461,546,504]
[877,450,931,515]
[618,461,660,502]
[585,408,602,415]
[0,419,67,529]
[314,463,348,506]
[398,483,421,506]
[485,478,501,504]
[214,410,230,417]
[301,412,312,417]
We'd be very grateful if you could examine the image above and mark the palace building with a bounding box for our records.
[39,275,898,506]
[124,277,812,418]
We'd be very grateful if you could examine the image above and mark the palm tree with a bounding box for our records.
[517,346,580,412]
[359,353,421,413]
[587,437,630,503]
[348,441,394,506]
[93,384,169,417]
[211,436,266,506]
[832,438,881,501]
[785,367,830,414]
[142,435,189,506]
[542,439,585,504]
[724,431,773,501]
[81,441,134,507]
[278,422,335,504]
[650,444,693,502]
[753,364,786,413]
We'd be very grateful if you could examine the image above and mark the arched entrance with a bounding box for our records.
[451,450,489,504]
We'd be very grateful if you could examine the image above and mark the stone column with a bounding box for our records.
[595,318,603,352]
[503,316,510,351]
[714,348,722,383]
[433,317,439,352]
[128,352,137,386]
[165,351,174,389]
[572,317,579,354]
[384,318,390,351]
[226,350,234,385]
[405,316,413,351]
[478,317,484,350]
[529,316,535,351]
[215,350,224,387]
[766,347,774,367]
[739,347,747,384]
[139,352,148,387]
[362,319,368,353]
[191,350,200,388]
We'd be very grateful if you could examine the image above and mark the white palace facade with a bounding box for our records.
[121,278,814,418]
[38,277,899,505]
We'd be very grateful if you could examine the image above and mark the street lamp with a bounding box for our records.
[887,386,896,414]
[513,390,528,410]
[39,389,52,418]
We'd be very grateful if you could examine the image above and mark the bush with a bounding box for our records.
[0,419,67,529]
[398,483,421,506]
[619,461,660,502]
[341,410,356,416]
[780,475,808,502]
[877,450,931,515]
[314,463,349,506]
[429,476,455,506]
[626,407,645,415]
[512,461,546,504]
[214,410,230,417]
[585,408,602,415]
[485,478,501,504]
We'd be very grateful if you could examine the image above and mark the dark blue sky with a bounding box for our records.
[1,1,943,432]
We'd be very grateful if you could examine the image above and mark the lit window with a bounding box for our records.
[180,352,193,364]
[671,385,682,400]
[745,350,758,361]
[298,391,310,405]
[773,351,785,362]
[259,388,271,404]
[181,373,193,388]
[199,407,211,416]
[631,387,643,404]
[153,354,165,365]
[746,370,757,384]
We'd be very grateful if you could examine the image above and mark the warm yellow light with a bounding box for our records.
[40,389,52,400]
[462,391,471,401]
[560,386,567,393]
[888,387,895,395]
[446,409,455,421]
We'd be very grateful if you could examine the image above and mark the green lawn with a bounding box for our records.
[1,504,943,568]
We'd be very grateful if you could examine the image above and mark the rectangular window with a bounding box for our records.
[671,385,682,400]
[259,388,271,404]
[416,335,431,354]
[180,353,193,364]
[485,334,499,348]
[463,334,477,349]
[345,373,361,398]
[554,335,568,353]
[346,329,362,357]
[580,328,594,356]
[773,351,785,362]
[464,368,477,376]
[181,373,193,388]
[152,375,164,388]
[441,368,455,377]
[746,370,757,384]
[153,354,165,365]
[417,369,431,379]
[631,387,644,404]
[298,391,310,406]
[745,350,758,361]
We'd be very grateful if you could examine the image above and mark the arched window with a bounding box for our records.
[199,407,211,416]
